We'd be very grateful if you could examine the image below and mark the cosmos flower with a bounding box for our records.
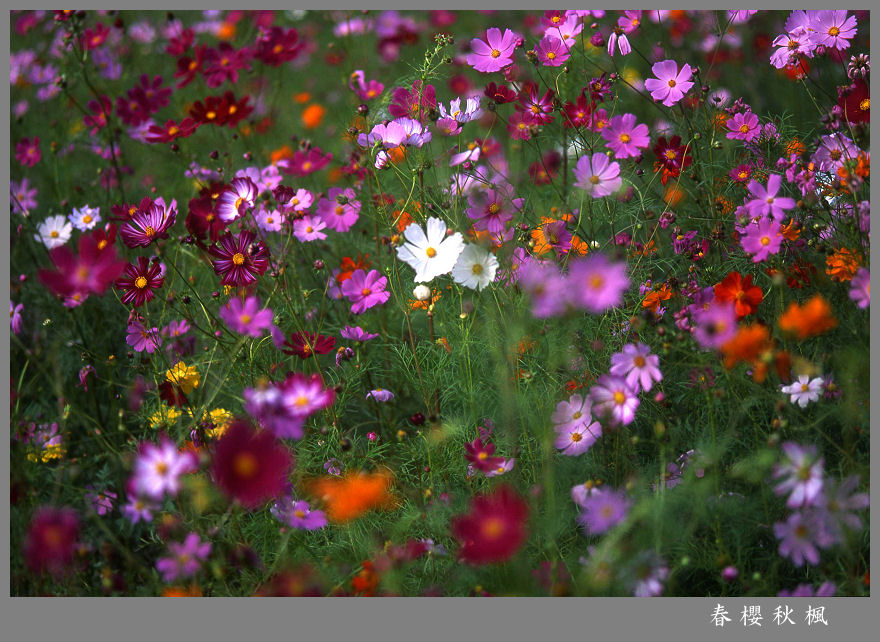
[341,269,391,314]
[566,254,630,313]
[780,376,825,409]
[116,256,165,307]
[126,317,162,353]
[644,59,694,107]
[589,375,639,426]
[24,506,80,577]
[554,419,602,456]
[211,419,293,510]
[282,331,336,359]
[396,217,466,283]
[451,244,499,291]
[216,176,258,223]
[573,152,622,198]
[535,34,570,67]
[156,533,212,582]
[464,438,505,473]
[119,198,178,248]
[739,217,783,263]
[34,214,73,249]
[131,436,198,500]
[726,110,761,142]
[813,10,857,50]
[744,174,796,220]
[849,267,869,309]
[366,388,395,402]
[293,215,327,242]
[209,230,270,287]
[576,487,631,535]
[340,325,379,342]
[601,114,650,158]
[219,295,275,337]
[316,187,361,233]
[773,509,832,567]
[451,485,529,565]
[272,496,328,531]
[609,343,662,393]
[306,469,395,523]
[467,27,519,73]
[69,205,101,231]
[773,442,824,508]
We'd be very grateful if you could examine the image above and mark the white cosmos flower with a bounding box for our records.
[780,375,824,408]
[396,217,465,283]
[34,214,73,249]
[451,244,498,290]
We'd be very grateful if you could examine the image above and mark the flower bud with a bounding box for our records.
[413,285,432,301]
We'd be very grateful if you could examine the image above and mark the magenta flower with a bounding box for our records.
[692,301,737,350]
[389,80,436,121]
[209,230,270,286]
[566,254,630,313]
[349,70,385,101]
[573,152,622,198]
[739,217,783,263]
[11,177,38,215]
[340,269,390,314]
[119,198,177,248]
[551,393,593,434]
[466,186,523,235]
[366,388,395,402]
[15,136,41,167]
[293,215,327,242]
[220,295,275,337]
[601,113,650,159]
[726,111,760,142]
[10,302,24,335]
[316,187,361,233]
[644,60,694,107]
[849,267,869,309]
[464,437,505,473]
[216,176,257,223]
[773,442,824,509]
[589,375,639,426]
[577,488,631,535]
[156,533,211,582]
[467,27,519,73]
[85,487,117,516]
[341,325,379,342]
[126,317,162,353]
[244,373,336,440]
[779,582,837,597]
[131,436,198,500]
[116,256,165,307]
[744,174,796,219]
[535,34,570,67]
[518,260,567,318]
[609,343,662,393]
[272,497,328,531]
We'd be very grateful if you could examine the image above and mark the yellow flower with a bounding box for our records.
[27,443,66,463]
[150,407,182,429]
[166,361,200,395]
[188,408,234,439]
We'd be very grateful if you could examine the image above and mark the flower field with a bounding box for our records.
[9,9,870,597]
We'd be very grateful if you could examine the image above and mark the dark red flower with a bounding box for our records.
[203,42,253,88]
[451,485,529,565]
[529,151,561,185]
[158,380,188,407]
[134,74,172,114]
[463,438,505,473]
[839,78,870,125]
[653,135,693,184]
[116,91,150,127]
[116,256,165,307]
[165,27,195,56]
[38,233,127,300]
[24,506,80,576]
[209,230,269,287]
[484,82,517,105]
[83,95,113,135]
[211,419,293,510]
[389,80,436,121]
[186,186,228,243]
[90,222,118,253]
[119,197,177,248]
[254,26,303,66]
[282,331,336,359]
[145,118,200,144]
[516,83,555,125]
[81,22,109,50]
[563,92,593,128]
[189,91,253,128]
[174,44,208,89]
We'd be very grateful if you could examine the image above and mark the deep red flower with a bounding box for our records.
[116,256,165,307]
[203,42,253,88]
[282,331,336,359]
[145,118,200,144]
[90,222,118,253]
[254,26,303,66]
[451,485,529,565]
[563,91,593,128]
[211,419,293,510]
[528,151,561,185]
[81,22,109,50]
[209,230,269,287]
[714,271,763,319]
[83,95,113,135]
[389,80,436,121]
[189,91,253,128]
[186,187,228,243]
[484,82,517,105]
[38,233,127,299]
[839,78,870,125]
[14,137,41,167]
[119,197,177,248]
[174,44,207,89]
[116,91,150,127]
[653,135,693,184]
[165,27,195,56]
[463,438,505,473]
[159,380,189,407]
[24,506,81,577]
[134,74,172,114]
[516,83,555,125]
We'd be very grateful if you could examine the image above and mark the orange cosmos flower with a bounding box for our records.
[642,284,673,313]
[825,248,861,282]
[306,469,396,524]
[714,271,763,319]
[720,324,773,370]
[301,104,326,130]
[777,295,837,340]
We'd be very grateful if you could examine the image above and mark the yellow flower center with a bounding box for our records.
[144,226,156,237]
[134,276,148,289]
[571,432,583,442]
[613,391,626,405]
[206,110,216,120]
[589,175,600,185]
[305,226,313,233]
[667,79,677,87]
[234,452,258,478]
[490,49,501,58]
[50,230,59,238]
[361,288,372,296]
[619,133,631,143]
[295,396,309,407]
[572,411,582,419]
[547,51,556,60]
[471,263,483,275]
[760,236,771,246]
[294,509,306,519]
[828,26,840,37]
[488,203,501,214]
[239,314,252,324]
[590,275,604,289]
[739,124,750,134]
[633,355,646,367]
[167,126,179,136]
[481,517,504,539]
[232,253,246,265]
[425,247,437,258]
[83,214,93,223]
[859,98,870,111]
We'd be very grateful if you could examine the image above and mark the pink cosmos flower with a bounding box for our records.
[773,442,824,508]
[589,375,639,426]
[293,215,327,242]
[566,254,630,313]
[535,34,570,67]
[554,418,602,456]
[131,436,198,500]
[467,27,519,73]
[156,533,211,582]
[740,217,783,263]
[272,497,328,531]
[551,393,592,434]
[573,152,622,198]
[254,204,283,232]
[316,187,360,233]
[849,267,869,309]
[744,174,796,220]
[119,197,177,248]
[813,10,857,50]
[726,111,760,142]
[216,176,257,223]
[15,136,41,167]
[644,60,694,107]
[10,302,24,335]
[340,269,391,314]
[601,114,650,159]
[282,188,314,214]
[507,111,538,140]
[220,295,275,337]
[349,70,385,101]
[609,343,662,393]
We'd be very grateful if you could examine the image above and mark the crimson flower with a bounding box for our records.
[484,82,517,104]
[209,230,269,287]
[451,485,530,565]
[282,331,336,359]
[563,91,593,128]
[464,438,505,473]
[189,91,253,128]
[203,42,253,88]
[185,186,228,243]
[165,27,195,56]
[119,197,177,248]
[254,26,303,66]
[174,44,207,89]
[83,96,112,135]
[116,256,165,307]
[81,22,109,50]
[277,147,333,177]
[145,118,199,144]
[24,506,81,577]
[211,419,293,510]
[653,135,693,183]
